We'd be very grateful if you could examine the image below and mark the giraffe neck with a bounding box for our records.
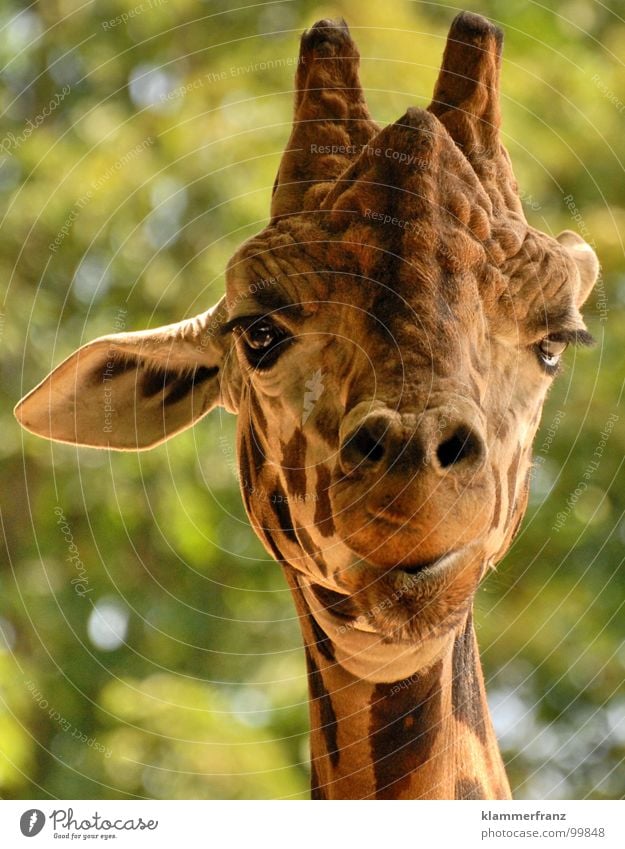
[286,572,511,800]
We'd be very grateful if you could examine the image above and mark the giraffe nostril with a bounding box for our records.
[352,427,385,463]
[436,426,483,469]
[340,421,387,473]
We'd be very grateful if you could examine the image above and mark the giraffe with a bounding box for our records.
[15,12,598,799]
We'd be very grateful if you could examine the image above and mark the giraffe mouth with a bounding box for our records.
[339,545,485,643]
[396,547,474,580]
[400,556,444,575]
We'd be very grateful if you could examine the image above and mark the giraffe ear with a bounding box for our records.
[557,230,600,307]
[14,298,241,451]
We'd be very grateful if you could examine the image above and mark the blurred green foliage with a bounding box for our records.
[1,0,623,800]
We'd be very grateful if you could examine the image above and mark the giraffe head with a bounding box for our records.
[16,14,598,662]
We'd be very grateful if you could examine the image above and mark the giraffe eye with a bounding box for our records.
[536,336,568,373]
[237,320,291,369]
[244,322,280,350]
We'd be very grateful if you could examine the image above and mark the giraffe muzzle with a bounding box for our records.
[338,404,488,480]
[331,402,494,568]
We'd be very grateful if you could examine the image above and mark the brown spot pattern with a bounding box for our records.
[310,583,359,621]
[306,649,339,768]
[90,355,137,385]
[270,486,298,545]
[313,465,336,538]
[249,391,268,434]
[281,428,308,500]
[491,475,503,530]
[140,365,218,406]
[307,611,335,663]
[314,406,341,447]
[248,421,266,477]
[294,524,326,571]
[370,661,443,798]
[505,445,523,525]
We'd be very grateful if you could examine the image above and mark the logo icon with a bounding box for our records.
[302,369,324,424]
[20,810,45,837]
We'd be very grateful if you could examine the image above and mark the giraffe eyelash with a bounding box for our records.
[544,329,595,347]
[221,314,271,335]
